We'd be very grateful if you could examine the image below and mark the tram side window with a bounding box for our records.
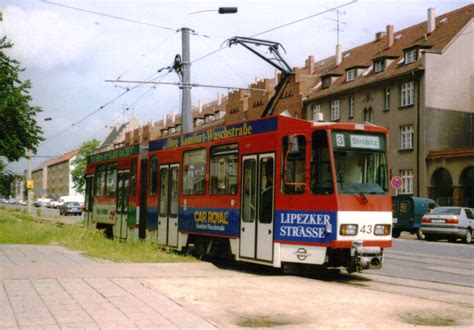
[311,131,334,194]
[130,158,137,197]
[281,135,306,194]
[149,155,158,196]
[210,144,238,195]
[94,165,106,196]
[105,163,117,196]
[183,148,207,195]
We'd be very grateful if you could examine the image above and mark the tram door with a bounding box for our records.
[115,170,130,239]
[240,153,275,261]
[158,164,180,247]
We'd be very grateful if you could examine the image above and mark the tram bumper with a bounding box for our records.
[349,241,383,272]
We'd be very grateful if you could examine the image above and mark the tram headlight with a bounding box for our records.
[340,224,358,236]
[375,224,391,236]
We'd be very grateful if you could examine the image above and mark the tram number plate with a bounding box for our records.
[392,218,398,224]
[431,219,445,223]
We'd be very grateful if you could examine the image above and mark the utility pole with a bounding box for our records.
[180,27,193,134]
[26,150,32,214]
[179,7,237,134]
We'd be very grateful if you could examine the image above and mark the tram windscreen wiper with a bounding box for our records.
[352,183,368,203]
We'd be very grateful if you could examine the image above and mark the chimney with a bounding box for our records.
[217,93,223,106]
[163,114,167,126]
[386,25,394,48]
[306,55,315,73]
[336,44,342,66]
[198,100,203,113]
[427,8,436,35]
[171,111,176,122]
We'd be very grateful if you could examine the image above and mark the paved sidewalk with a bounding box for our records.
[0,245,215,329]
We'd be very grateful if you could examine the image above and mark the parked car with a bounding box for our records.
[59,201,82,216]
[17,200,27,206]
[50,200,60,208]
[34,198,52,207]
[392,196,437,239]
[421,206,474,243]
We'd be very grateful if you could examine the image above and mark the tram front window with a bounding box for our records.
[331,131,388,195]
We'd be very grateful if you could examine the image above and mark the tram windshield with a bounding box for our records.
[331,131,388,195]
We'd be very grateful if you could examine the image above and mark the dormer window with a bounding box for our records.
[374,59,385,73]
[404,49,417,64]
[322,76,331,89]
[321,73,342,89]
[346,69,356,82]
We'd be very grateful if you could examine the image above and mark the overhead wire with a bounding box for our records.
[116,30,179,80]
[191,0,357,65]
[41,0,176,31]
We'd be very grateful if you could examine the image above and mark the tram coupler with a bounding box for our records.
[348,241,383,273]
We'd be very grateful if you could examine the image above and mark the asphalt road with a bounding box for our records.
[367,235,473,287]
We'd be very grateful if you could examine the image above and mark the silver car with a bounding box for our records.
[421,207,473,243]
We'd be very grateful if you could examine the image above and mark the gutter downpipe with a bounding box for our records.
[414,70,421,196]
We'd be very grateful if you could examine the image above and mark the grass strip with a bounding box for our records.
[0,207,196,263]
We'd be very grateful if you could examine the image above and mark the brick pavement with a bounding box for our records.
[0,245,215,329]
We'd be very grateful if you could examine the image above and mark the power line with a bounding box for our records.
[252,1,355,38]
[42,0,176,31]
[116,31,179,80]
[192,0,357,64]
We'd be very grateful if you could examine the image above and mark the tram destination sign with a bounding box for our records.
[149,117,278,151]
[87,145,139,163]
[332,131,385,151]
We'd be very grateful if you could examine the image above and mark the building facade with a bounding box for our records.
[46,150,82,200]
[304,5,473,206]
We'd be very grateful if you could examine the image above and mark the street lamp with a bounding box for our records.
[179,7,238,134]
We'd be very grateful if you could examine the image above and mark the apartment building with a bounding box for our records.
[303,5,473,206]
[46,150,82,200]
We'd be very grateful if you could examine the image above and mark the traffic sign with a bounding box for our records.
[391,176,403,190]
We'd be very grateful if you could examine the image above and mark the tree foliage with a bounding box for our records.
[0,159,15,197]
[0,36,43,161]
[71,139,100,194]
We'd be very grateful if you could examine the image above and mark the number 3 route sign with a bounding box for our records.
[391,176,403,190]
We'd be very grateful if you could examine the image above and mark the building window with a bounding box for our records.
[400,81,414,107]
[399,125,414,150]
[374,60,385,73]
[404,49,417,64]
[312,104,321,121]
[384,88,390,111]
[348,96,354,118]
[346,69,356,82]
[364,107,373,123]
[400,170,413,194]
[330,100,340,121]
[322,77,331,89]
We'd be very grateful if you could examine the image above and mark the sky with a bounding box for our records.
[1,0,471,173]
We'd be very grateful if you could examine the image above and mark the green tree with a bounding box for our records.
[0,36,44,161]
[71,139,100,194]
[0,159,15,197]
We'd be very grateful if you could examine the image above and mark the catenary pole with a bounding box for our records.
[26,150,32,214]
[181,27,193,134]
